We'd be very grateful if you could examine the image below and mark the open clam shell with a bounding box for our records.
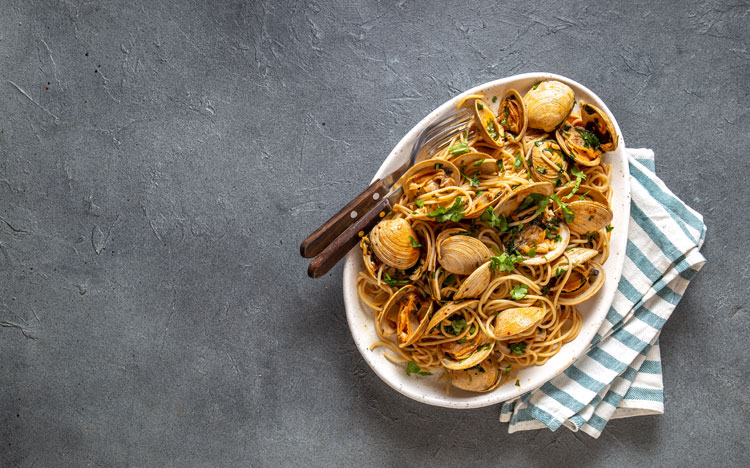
[472,98,504,148]
[557,261,606,306]
[493,306,545,339]
[402,159,461,200]
[448,355,502,392]
[493,181,554,218]
[498,89,527,143]
[530,139,567,183]
[580,100,618,153]
[559,200,613,235]
[519,223,570,266]
[454,261,491,299]
[378,285,434,347]
[442,342,494,370]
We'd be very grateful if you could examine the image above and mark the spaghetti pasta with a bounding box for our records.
[356,81,617,393]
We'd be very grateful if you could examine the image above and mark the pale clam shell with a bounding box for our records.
[369,218,421,270]
[524,80,575,132]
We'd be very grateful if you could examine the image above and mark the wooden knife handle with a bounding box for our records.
[299,179,388,258]
[307,197,391,278]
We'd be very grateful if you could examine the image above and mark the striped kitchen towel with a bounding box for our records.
[499,148,707,438]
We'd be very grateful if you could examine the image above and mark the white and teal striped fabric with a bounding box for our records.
[499,148,707,438]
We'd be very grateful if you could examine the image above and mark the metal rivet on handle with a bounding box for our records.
[372,193,380,200]
[350,210,357,218]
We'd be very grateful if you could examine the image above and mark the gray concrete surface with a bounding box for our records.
[0,0,747,466]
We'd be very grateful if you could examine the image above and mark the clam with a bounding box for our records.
[557,261,606,306]
[498,89,527,143]
[452,152,498,177]
[427,300,476,332]
[437,235,491,276]
[378,285,434,347]
[472,98,504,148]
[402,159,460,200]
[530,139,567,183]
[524,81,576,132]
[557,200,613,235]
[493,306,545,339]
[552,247,599,274]
[369,218,421,270]
[493,182,554,218]
[454,261,491,299]
[448,356,501,392]
[555,100,618,166]
[515,223,570,266]
[442,342,494,370]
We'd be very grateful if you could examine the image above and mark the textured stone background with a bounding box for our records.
[1,0,748,466]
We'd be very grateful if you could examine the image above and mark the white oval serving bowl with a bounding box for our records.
[342,72,630,408]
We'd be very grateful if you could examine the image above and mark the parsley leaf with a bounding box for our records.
[509,341,527,355]
[383,272,409,288]
[427,197,465,222]
[527,247,536,257]
[473,159,485,167]
[414,199,424,208]
[515,379,521,387]
[408,235,422,248]
[606,224,614,232]
[486,119,498,140]
[565,166,587,199]
[510,284,528,300]
[575,127,600,150]
[497,159,505,172]
[406,361,432,376]
[448,141,470,156]
[504,365,512,375]
[449,318,467,335]
[513,153,523,168]
[518,193,549,215]
[489,252,523,273]
[480,207,508,231]
[462,171,480,188]
[550,194,575,223]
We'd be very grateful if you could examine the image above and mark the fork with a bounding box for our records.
[301,108,472,278]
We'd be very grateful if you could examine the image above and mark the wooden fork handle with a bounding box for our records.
[299,179,388,258]
[307,197,391,278]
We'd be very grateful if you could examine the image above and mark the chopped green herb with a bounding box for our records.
[383,272,409,288]
[510,284,528,300]
[588,215,594,221]
[550,194,575,223]
[555,267,565,276]
[564,166,588,199]
[469,324,476,334]
[477,103,484,110]
[414,199,425,208]
[575,127,600,150]
[480,207,508,231]
[496,159,505,172]
[541,284,551,295]
[532,82,541,90]
[515,379,520,387]
[427,197,465,222]
[486,119,498,140]
[473,159,485,167]
[492,96,498,103]
[443,274,456,286]
[457,337,467,344]
[509,341,527,355]
[606,224,614,232]
[518,193,549,215]
[527,247,536,257]
[408,235,422,248]
[536,166,547,174]
[476,190,484,197]
[462,171,480,188]
[513,153,523,168]
[448,141,470,156]
[535,140,544,147]
[504,365,512,375]
[406,361,432,376]
[435,163,442,171]
[449,318,467,335]
[490,252,523,273]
